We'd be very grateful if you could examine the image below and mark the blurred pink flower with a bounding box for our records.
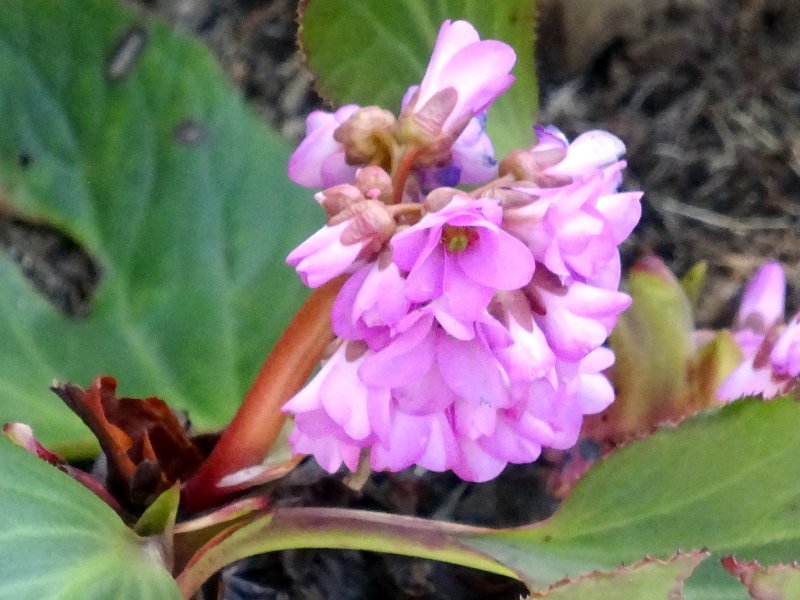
[718,262,800,401]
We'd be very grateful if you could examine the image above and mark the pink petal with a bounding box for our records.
[452,438,507,482]
[437,334,510,407]
[547,130,626,178]
[454,401,497,439]
[288,105,360,188]
[593,191,643,243]
[359,313,436,387]
[442,256,495,320]
[717,358,774,401]
[290,410,361,473]
[736,262,786,333]
[770,315,800,378]
[420,21,481,93]
[458,227,535,289]
[479,415,542,463]
[370,411,431,472]
[432,42,516,121]
[392,361,458,414]
[404,245,445,303]
[320,354,373,440]
[415,413,459,472]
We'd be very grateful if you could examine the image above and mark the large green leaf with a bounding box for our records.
[528,551,709,599]
[466,398,800,599]
[299,0,538,156]
[0,436,181,599]
[723,557,800,600]
[0,0,320,453]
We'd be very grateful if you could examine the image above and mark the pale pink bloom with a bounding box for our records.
[283,343,392,472]
[391,196,535,322]
[530,270,631,361]
[506,169,642,283]
[573,347,616,414]
[331,260,411,349]
[490,291,555,384]
[370,410,458,473]
[716,356,782,402]
[411,20,515,132]
[287,201,393,288]
[535,126,627,178]
[288,409,363,473]
[288,105,360,188]
[478,375,581,473]
[285,221,364,288]
[503,126,641,283]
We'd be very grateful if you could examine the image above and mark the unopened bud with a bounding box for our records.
[398,87,458,144]
[334,107,396,167]
[355,166,393,204]
[315,184,364,217]
[499,147,570,186]
[493,187,537,210]
[334,200,396,249]
[424,187,461,212]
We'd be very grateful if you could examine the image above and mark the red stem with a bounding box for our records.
[181,277,343,512]
[391,147,422,204]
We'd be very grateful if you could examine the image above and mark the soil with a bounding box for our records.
[5,0,799,598]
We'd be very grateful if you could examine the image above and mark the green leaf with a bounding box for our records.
[590,257,699,441]
[0,436,181,599]
[528,551,709,599]
[0,0,319,453]
[299,0,538,156]
[680,260,707,309]
[176,506,520,598]
[134,484,180,538]
[465,398,800,599]
[723,557,800,599]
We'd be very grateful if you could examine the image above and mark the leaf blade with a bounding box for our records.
[0,436,181,600]
[0,0,320,452]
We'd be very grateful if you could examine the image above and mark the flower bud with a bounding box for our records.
[333,200,396,250]
[334,107,396,167]
[423,187,461,212]
[499,148,570,186]
[355,166,393,204]
[315,184,364,218]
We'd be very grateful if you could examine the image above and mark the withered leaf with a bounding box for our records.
[52,376,204,511]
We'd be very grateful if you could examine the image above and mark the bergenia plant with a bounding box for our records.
[2,2,800,600]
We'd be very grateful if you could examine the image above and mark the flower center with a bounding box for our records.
[441,225,476,253]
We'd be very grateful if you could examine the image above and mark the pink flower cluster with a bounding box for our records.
[718,262,800,400]
[283,21,642,481]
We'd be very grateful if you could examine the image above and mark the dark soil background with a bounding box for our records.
[4,0,799,598]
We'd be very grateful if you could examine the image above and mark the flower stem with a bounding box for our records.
[181,277,344,512]
[391,147,422,204]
